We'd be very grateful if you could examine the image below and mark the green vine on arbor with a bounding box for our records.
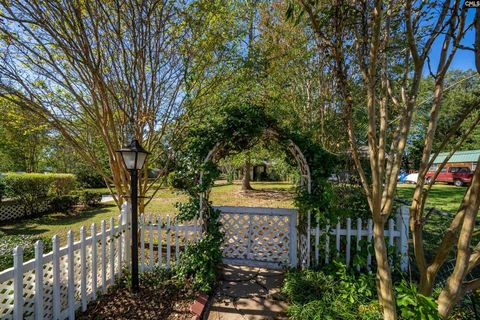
[171,103,335,290]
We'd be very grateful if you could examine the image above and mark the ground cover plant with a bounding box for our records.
[282,262,382,320]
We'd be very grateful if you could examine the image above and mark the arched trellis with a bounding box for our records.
[197,128,313,268]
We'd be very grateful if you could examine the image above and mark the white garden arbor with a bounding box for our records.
[198,128,313,268]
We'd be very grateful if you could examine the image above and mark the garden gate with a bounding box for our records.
[214,206,298,269]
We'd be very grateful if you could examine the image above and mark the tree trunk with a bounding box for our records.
[437,161,480,318]
[373,220,397,320]
[241,157,253,191]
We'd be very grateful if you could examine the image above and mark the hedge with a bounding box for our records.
[3,173,77,215]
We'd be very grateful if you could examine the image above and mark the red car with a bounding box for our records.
[425,166,473,187]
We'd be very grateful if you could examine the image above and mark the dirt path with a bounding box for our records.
[206,265,288,320]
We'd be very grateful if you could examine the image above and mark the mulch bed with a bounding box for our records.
[77,274,197,320]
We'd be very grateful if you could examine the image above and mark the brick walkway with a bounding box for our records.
[206,265,288,320]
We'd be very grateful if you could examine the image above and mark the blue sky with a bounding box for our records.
[425,8,477,74]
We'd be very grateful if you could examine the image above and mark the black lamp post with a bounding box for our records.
[117,139,150,293]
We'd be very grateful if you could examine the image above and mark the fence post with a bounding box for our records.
[166,215,171,268]
[13,246,23,320]
[34,241,44,320]
[110,217,115,285]
[67,231,75,319]
[101,220,107,293]
[122,202,131,270]
[117,214,123,278]
[80,226,87,312]
[52,235,61,320]
[91,223,97,300]
[397,206,410,272]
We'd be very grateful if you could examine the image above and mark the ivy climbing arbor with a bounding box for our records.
[171,103,335,268]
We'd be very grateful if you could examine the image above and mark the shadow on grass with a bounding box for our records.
[239,188,295,201]
[0,203,118,237]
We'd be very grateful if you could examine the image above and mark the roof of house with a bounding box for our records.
[431,149,480,164]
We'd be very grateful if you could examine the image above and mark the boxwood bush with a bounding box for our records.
[72,190,102,207]
[3,173,77,215]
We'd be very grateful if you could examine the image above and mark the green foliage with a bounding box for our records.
[330,184,370,221]
[48,195,79,212]
[0,177,6,202]
[175,206,223,293]
[0,233,52,270]
[72,190,102,207]
[167,171,184,189]
[282,262,381,320]
[396,280,440,320]
[48,174,77,196]
[4,173,77,214]
[74,166,106,188]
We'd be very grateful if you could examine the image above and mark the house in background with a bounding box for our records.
[430,149,480,171]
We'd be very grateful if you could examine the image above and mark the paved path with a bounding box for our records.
[101,195,114,203]
[206,265,288,320]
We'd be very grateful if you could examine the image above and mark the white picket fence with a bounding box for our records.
[0,203,409,319]
[0,203,200,320]
[310,206,409,271]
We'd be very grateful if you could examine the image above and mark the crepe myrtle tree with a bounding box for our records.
[0,0,237,209]
[293,0,476,318]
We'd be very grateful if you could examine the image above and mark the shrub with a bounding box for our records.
[48,174,77,196]
[167,171,183,189]
[3,173,77,214]
[74,167,106,188]
[4,173,55,214]
[282,262,381,320]
[175,207,223,293]
[175,232,223,293]
[0,177,6,202]
[330,183,371,220]
[72,190,102,207]
[395,280,440,320]
[49,195,80,212]
[0,233,52,270]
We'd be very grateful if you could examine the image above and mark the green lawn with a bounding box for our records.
[0,181,295,245]
[396,183,471,261]
[396,183,467,213]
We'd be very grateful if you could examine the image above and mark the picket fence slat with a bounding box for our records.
[101,220,107,293]
[91,223,97,301]
[166,215,171,268]
[149,215,154,270]
[310,207,409,272]
[117,215,123,278]
[13,246,23,320]
[110,217,115,285]
[157,216,162,267]
[34,241,43,320]
[80,227,87,312]
[67,230,75,320]
[52,235,61,320]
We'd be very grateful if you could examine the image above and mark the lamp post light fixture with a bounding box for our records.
[117,139,150,293]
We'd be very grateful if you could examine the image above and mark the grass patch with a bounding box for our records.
[396,184,467,213]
